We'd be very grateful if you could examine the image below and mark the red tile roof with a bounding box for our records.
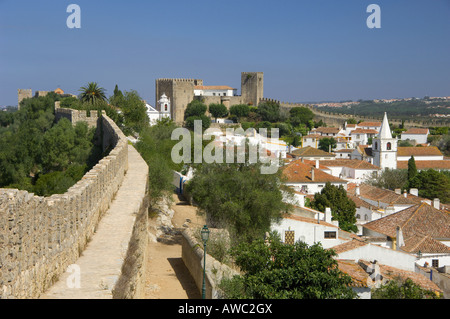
[363,203,450,252]
[397,160,450,170]
[282,159,347,184]
[351,128,379,134]
[357,122,381,127]
[397,146,443,157]
[319,159,380,170]
[347,183,423,206]
[403,128,429,135]
[290,146,336,158]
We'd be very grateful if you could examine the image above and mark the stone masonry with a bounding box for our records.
[0,109,149,299]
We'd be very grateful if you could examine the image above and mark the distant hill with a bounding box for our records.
[315,98,450,120]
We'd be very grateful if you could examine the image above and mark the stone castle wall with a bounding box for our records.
[0,113,129,299]
[54,101,100,128]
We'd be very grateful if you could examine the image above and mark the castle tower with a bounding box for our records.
[241,72,264,106]
[372,112,397,170]
[18,89,32,109]
[157,93,171,120]
[155,78,203,124]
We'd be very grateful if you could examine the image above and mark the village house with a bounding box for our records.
[361,203,450,269]
[289,146,336,161]
[271,207,357,249]
[401,128,430,145]
[313,159,381,184]
[350,128,379,147]
[282,159,347,195]
[346,183,423,214]
[336,258,443,299]
[356,121,382,132]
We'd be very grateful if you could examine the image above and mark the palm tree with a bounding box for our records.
[79,82,107,105]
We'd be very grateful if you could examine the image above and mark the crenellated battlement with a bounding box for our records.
[54,101,101,128]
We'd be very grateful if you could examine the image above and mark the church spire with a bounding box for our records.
[379,112,392,139]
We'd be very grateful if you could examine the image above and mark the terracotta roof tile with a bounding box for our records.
[282,159,347,184]
[358,260,442,293]
[289,146,335,158]
[357,122,381,127]
[347,183,422,206]
[319,159,380,170]
[397,160,450,170]
[363,203,450,253]
[403,128,429,135]
[351,128,379,134]
[312,127,341,134]
[397,146,443,157]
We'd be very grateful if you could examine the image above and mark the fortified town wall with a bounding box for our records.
[0,104,149,299]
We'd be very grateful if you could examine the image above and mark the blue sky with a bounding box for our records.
[1,0,449,106]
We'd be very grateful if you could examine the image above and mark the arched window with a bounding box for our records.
[387,142,391,150]
[165,104,168,111]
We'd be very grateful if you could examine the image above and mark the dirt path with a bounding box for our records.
[144,193,205,299]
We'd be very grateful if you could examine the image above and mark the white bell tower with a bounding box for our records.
[372,112,397,170]
[157,93,171,120]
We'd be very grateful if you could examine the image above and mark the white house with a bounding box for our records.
[356,121,381,132]
[401,128,429,144]
[194,85,237,97]
[147,93,172,125]
[314,159,381,184]
[282,159,347,195]
[271,208,355,249]
[350,128,379,147]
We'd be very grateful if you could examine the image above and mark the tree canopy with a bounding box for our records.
[184,151,291,243]
[311,183,357,233]
[219,234,357,299]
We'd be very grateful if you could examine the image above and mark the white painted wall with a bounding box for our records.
[401,134,428,144]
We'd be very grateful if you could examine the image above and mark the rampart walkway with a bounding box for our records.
[40,145,149,299]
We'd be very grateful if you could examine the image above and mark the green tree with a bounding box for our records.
[311,183,357,233]
[368,168,409,191]
[318,137,337,152]
[408,169,450,203]
[219,234,357,299]
[185,115,211,131]
[208,103,228,121]
[229,104,250,121]
[407,156,417,182]
[257,101,281,123]
[184,153,291,243]
[79,82,107,105]
[289,107,314,127]
[184,100,207,119]
[135,119,182,206]
[372,277,441,299]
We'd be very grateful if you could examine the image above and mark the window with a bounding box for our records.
[387,142,392,150]
[285,230,295,245]
[164,104,167,111]
[324,231,337,239]
[432,259,439,268]
[375,142,378,150]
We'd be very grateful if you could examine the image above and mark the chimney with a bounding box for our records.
[409,188,418,196]
[396,226,405,250]
[403,190,407,198]
[356,185,360,196]
[433,198,440,210]
[315,159,319,169]
[311,168,315,181]
[325,207,332,223]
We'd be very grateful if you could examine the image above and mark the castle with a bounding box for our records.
[155,72,264,124]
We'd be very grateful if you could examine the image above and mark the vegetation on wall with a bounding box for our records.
[0,94,102,196]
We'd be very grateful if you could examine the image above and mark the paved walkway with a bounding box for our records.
[40,145,149,299]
